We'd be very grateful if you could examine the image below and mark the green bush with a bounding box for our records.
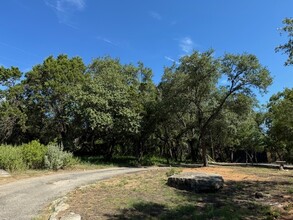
[166,167,182,177]
[140,156,168,166]
[0,145,27,172]
[44,144,74,170]
[22,140,47,169]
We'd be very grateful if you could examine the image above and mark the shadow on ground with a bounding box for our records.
[105,179,292,220]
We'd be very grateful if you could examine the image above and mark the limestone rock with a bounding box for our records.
[60,212,81,220]
[167,172,224,192]
[0,169,10,177]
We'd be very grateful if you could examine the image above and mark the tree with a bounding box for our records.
[23,55,86,148]
[160,51,272,166]
[266,88,293,162]
[275,18,293,66]
[76,57,151,159]
[206,94,259,162]
[0,66,26,144]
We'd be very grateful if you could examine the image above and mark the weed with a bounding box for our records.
[165,167,182,177]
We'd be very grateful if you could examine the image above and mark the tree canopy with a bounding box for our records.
[0,42,292,165]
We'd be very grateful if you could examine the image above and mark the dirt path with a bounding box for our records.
[0,167,151,220]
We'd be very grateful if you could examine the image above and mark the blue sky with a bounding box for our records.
[0,0,292,104]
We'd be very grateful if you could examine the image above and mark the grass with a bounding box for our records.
[50,166,293,220]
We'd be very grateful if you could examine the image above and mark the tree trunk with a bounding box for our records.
[60,131,67,150]
[188,139,197,162]
[136,141,143,162]
[198,136,208,167]
[105,142,115,161]
[231,151,234,162]
[202,143,208,167]
[211,143,215,161]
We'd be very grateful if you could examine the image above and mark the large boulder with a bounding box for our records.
[167,172,224,193]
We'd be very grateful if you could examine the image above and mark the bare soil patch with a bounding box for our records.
[182,166,270,181]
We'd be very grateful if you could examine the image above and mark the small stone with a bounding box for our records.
[55,202,70,213]
[0,169,10,177]
[167,172,224,193]
[282,195,291,199]
[255,192,265,198]
[255,192,271,199]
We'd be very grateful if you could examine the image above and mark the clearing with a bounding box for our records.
[51,166,293,220]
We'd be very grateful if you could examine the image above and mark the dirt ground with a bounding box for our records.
[182,166,270,181]
[182,166,293,220]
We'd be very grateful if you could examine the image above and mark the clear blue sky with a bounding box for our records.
[0,0,292,104]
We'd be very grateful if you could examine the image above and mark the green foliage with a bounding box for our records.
[0,141,77,171]
[0,66,22,89]
[165,168,182,177]
[76,57,155,158]
[21,140,47,169]
[275,18,293,66]
[0,145,26,172]
[0,66,26,144]
[0,52,279,165]
[44,144,74,170]
[0,100,27,144]
[266,88,293,162]
[23,54,86,149]
[159,51,272,165]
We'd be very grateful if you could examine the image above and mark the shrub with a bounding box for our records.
[140,156,168,166]
[141,157,155,166]
[0,145,27,172]
[44,144,74,170]
[166,167,182,177]
[22,140,47,169]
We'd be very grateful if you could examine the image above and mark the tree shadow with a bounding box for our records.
[105,179,292,220]
[104,202,201,220]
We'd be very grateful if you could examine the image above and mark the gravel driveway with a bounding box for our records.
[0,167,150,220]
